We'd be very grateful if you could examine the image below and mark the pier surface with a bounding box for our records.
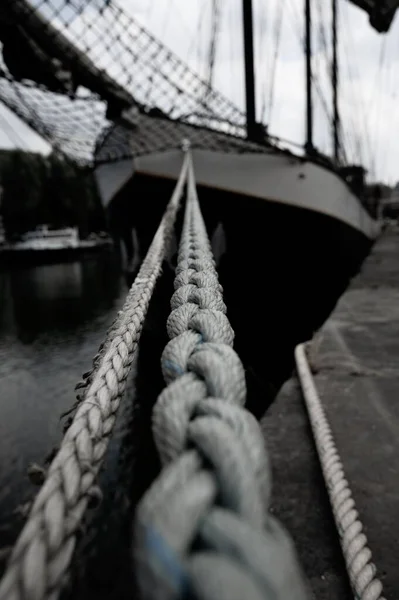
[262,224,399,599]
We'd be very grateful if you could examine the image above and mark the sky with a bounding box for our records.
[0,0,398,185]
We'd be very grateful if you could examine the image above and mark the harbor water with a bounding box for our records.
[0,254,127,564]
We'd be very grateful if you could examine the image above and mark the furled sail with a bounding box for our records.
[347,0,399,32]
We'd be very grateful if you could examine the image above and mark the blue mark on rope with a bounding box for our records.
[163,360,185,376]
[145,526,188,595]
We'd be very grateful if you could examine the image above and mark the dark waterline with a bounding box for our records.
[0,254,127,556]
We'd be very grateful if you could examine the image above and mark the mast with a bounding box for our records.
[305,0,313,153]
[332,0,339,162]
[242,0,256,140]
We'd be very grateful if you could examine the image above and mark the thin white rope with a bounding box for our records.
[295,343,385,600]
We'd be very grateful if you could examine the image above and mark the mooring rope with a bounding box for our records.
[295,343,385,600]
[133,155,310,600]
[0,153,190,600]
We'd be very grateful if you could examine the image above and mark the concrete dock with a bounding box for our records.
[262,224,399,599]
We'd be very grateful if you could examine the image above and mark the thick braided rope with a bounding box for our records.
[0,153,190,600]
[134,156,310,600]
[295,343,385,600]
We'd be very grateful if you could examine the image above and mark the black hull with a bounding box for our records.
[113,174,373,417]
[216,197,372,414]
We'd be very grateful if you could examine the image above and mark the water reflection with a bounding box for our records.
[0,253,126,565]
[22,262,84,300]
[0,254,122,342]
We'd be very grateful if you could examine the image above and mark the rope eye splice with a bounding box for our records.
[133,151,311,600]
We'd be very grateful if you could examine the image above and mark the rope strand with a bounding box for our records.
[134,153,310,600]
[0,152,189,600]
[295,343,385,600]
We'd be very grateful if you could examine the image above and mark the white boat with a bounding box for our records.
[8,225,79,251]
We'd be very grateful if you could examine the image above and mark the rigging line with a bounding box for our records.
[266,0,285,126]
[11,82,57,148]
[342,115,362,169]
[340,6,374,171]
[285,0,334,136]
[256,0,265,121]
[285,0,342,159]
[343,104,363,166]
[198,1,211,82]
[257,0,271,124]
[0,103,28,149]
[339,103,357,167]
[337,26,364,165]
[312,59,329,154]
[338,116,354,165]
[314,49,357,165]
[372,43,388,173]
[187,1,208,68]
[311,75,335,149]
[367,35,387,117]
[325,4,359,165]
[315,0,331,81]
[319,4,352,169]
[166,0,197,36]
[278,0,351,161]
[107,1,243,121]
[374,37,392,178]
[203,0,221,104]
[343,27,374,172]
[144,0,155,27]
[332,19,358,164]
[315,0,342,159]
[228,0,235,104]
[376,36,397,182]
[380,100,399,185]
[160,0,173,44]
[314,0,332,146]
[378,48,398,183]
[314,22,358,163]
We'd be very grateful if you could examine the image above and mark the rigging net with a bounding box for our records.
[0,0,246,166]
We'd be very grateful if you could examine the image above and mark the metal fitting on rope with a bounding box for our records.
[134,154,310,600]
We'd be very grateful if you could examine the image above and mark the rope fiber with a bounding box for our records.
[0,152,189,600]
[0,149,312,600]
[295,343,385,600]
[133,152,310,600]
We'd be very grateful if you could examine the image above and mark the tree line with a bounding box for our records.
[0,150,107,240]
